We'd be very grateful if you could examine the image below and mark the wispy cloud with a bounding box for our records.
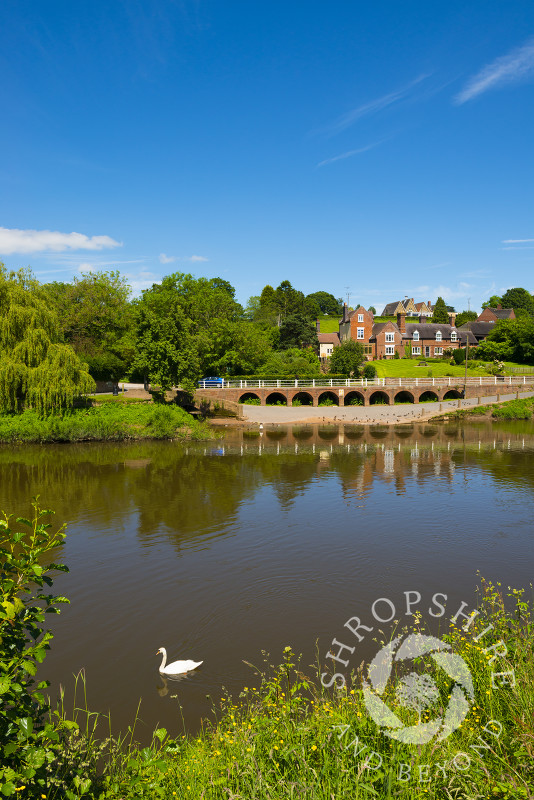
[0,227,122,255]
[502,238,534,243]
[317,141,384,167]
[189,254,209,262]
[455,37,534,104]
[318,74,429,137]
[159,252,176,264]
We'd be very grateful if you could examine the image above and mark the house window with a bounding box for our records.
[412,346,421,355]
[435,347,443,355]
[357,327,364,339]
[385,332,395,342]
[358,314,363,322]
[364,345,373,354]
[451,331,457,342]
[326,347,333,355]
[413,330,420,341]
[385,345,395,356]
[436,331,442,342]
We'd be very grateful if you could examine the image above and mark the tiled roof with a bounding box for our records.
[404,323,458,340]
[484,307,515,319]
[317,333,340,344]
[457,329,477,345]
[457,321,494,337]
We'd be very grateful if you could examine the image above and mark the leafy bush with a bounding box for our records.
[241,398,261,405]
[362,363,377,379]
[349,397,363,405]
[318,398,335,406]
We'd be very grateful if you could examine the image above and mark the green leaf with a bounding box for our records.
[153,727,167,743]
[32,564,43,576]
[3,743,17,757]
[0,677,11,695]
[25,747,46,769]
[18,717,33,737]
[1,781,16,796]
[21,661,37,676]
[33,648,46,664]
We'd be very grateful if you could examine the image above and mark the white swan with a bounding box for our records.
[156,647,203,675]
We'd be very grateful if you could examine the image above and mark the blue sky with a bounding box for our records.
[1,1,533,312]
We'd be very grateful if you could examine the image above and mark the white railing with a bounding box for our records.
[197,375,533,390]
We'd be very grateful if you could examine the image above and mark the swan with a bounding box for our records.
[156,647,203,675]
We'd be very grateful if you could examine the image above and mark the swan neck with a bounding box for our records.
[159,649,167,670]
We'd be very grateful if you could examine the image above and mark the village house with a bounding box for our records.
[457,304,515,343]
[318,332,340,358]
[335,305,475,360]
[381,298,433,317]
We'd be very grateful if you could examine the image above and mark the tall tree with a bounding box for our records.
[278,314,318,350]
[431,296,449,324]
[482,294,502,309]
[0,265,94,413]
[500,287,534,317]
[306,291,341,315]
[455,310,477,327]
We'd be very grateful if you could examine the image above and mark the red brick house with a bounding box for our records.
[477,305,515,323]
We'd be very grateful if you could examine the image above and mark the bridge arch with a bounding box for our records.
[443,389,462,400]
[239,392,261,404]
[318,391,339,406]
[370,390,390,405]
[419,390,439,403]
[291,391,313,406]
[344,391,364,406]
[394,390,414,404]
[266,392,287,406]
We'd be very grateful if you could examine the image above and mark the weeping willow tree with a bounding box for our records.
[0,266,95,414]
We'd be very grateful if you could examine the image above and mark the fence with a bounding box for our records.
[198,376,534,390]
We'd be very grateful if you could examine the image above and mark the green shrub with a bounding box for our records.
[362,363,377,379]
[318,398,335,406]
[349,397,363,405]
[242,398,261,405]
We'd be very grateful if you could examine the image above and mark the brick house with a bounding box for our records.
[381,298,433,317]
[457,305,515,343]
[332,305,475,360]
[477,305,515,323]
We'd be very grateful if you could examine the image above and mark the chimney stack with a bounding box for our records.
[419,314,425,324]
[449,312,457,327]
[342,303,348,323]
[497,303,502,309]
[397,311,406,333]
[427,300,432,310]
[316,318,321,333]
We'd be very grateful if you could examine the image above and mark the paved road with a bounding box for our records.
[239,391,534,425]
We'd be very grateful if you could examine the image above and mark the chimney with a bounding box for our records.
[449,312,456,327]
[497,303,502,309]
[316,318,320,333]
[342,303,348,323]
[427,300,431,309]
[397,311,406,333]
[419,314,425,324]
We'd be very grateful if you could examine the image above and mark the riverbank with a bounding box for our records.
[0,402,213,443]
[236,390,534,426]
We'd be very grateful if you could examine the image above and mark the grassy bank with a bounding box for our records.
[0,401,213,443]
[2,504,534,798]
[443,395,534,421]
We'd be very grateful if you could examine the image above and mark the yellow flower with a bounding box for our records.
[311,745,317,751]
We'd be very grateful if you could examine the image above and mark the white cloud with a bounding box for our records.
[159,252,176,264]
[0,227,122,255]
[455,37,534,104]
[189,254,208,262]
[318,74,429,136]
[317,141,383,167]
[78,262,94,273]
[502,238,534,243]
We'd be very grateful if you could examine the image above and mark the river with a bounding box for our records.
[1,420,533,739]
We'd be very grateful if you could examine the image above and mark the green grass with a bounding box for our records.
[369,360,479,379]
[445,396,534,421]
[0,402,213,443]
[317,315,340,333]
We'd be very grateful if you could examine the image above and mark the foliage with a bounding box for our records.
[452,348,465,365]
[476,318,534,364]
[83,352,126,382]
[241,397,261,405]
[318,397,335,406]
[0,402,212,443]
[329,340,364,377]
[278,314,318,350]
[0,265,95,414]
[455,310,478,327]
[362,363,377,379]
[306,291,341,315]
[431,296,449,324]
[482,294,502,309]
[0,501,70,796]
[196,320,271,376]
[368,306,376,315]
[257,348,321,378]
[500,287,534,316]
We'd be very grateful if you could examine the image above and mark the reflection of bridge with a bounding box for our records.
[197,376,534,407]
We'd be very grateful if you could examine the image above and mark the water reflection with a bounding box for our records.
[0,420,532,738]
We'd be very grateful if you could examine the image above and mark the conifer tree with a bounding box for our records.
[0,265,95,414]
[431,296,449,324]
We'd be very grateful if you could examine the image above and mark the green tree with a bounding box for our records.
[329,340,364,376]
[0,266,95,414]
[258,348,321,377]
[455,310,478,327]
[306,291,341,315]
[132,276,200,392]
[500,287,534,317]
[196,320,271,375]
[368,306,376,315]
[431,296,449,324]
[482,294,502,309]
[476,318,534,364]
[278,314,318,350]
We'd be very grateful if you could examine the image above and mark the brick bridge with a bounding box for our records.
[196,376,534,408]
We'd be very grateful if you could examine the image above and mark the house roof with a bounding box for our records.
[482,307,515,319]
[457,329,477,345]
[317,333,340,345]
[404,323,458,340]
[381,300,405,316]
[457,321,495,338]
[414,301,432,312]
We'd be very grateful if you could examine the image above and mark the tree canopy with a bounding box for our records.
[328,340,364,376]
[0,266,95,413]
[476,318,534,364]
[431,296,449,324]
[500,287,534,317]
[278,314,318,350]
[306,291,341,315]
[455,310,477,327]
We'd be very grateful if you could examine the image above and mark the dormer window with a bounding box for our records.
[451,330,457,342]
[436,331,442,342]
[413,330,420,341]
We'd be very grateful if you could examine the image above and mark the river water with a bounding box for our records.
[1,421,533,738]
